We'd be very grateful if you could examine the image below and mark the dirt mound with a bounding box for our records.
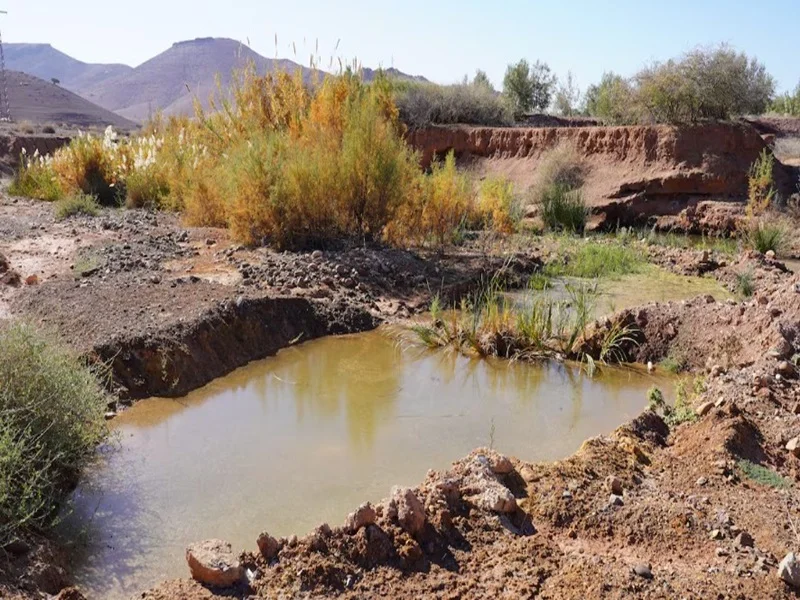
[408,122,794,232]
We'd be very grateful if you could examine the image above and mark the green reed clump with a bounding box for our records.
[546,240,645,279]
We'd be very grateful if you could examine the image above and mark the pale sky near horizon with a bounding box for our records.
[7,0,800,93]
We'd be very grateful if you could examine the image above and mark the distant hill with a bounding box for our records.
[79,38,317,123]
[6,37,430,124]
[6,70,137,129]
[360,67,428,83]
[6,43,133,94]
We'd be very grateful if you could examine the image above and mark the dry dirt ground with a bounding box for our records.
[3,193,800,599]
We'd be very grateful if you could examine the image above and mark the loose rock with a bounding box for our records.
[779,553,800,588]
[344,502,377,533]
[185,539,242,588]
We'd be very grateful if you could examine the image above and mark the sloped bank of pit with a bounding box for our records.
[141,261,800,600]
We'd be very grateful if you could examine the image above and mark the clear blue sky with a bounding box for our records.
[9,0,800,92]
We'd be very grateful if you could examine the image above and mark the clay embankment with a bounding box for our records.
[408,122,797,232]
[0,135,70,173]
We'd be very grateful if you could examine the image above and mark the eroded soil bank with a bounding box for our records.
[2,193,800,599]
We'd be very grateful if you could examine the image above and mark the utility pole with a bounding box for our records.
[0,10,10,122]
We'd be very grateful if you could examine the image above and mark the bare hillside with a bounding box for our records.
[5,43,132,94]
[7,70,137,129]
[79,37,315,122]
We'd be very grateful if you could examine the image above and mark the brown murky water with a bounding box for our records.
[59,328,676,599]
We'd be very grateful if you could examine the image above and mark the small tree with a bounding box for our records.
[554,71,582,116]
[503,59,555,114]
[51,77,60,86]
[472,70,494,92]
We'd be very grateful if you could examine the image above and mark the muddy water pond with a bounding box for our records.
[59,328,676,599]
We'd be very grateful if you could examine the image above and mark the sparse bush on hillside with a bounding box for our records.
[529,142,588,232]
[393,79,512,129]
[0,322,109,545]
[537,184,587,233]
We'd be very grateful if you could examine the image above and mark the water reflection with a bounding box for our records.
[58,328,674,599]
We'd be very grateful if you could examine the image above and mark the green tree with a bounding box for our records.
[770,82,800,116]
[503,59,555,114]
[584,72,637,124]
[473,69,494,92]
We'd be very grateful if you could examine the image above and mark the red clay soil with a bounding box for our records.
[407,122,798,233]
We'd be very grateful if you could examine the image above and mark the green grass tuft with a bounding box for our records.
[737,459,791,489]
[546,241,645,279]
[537,183,587,233]
[54,193,101,221]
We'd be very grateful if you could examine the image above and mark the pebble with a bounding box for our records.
[632,563,653,579]
[734,531,754,548]
[609,494,624,507]
[779,553,800,588]
[696,402,714,417]
[696,477,708,486]
[606,475,623,495]
[785,437,800,457]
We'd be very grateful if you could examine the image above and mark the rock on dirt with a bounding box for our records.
[779,553,800,588]
[256,533,280,561]
[344,502,377,533]
[388,487,426,537]
[185,539,242,588]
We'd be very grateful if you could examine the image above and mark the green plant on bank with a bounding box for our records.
[745,218,789,255]
[54,192,101,221]
[9,151,64,201]
[411,272,599,360]
[747,149,776,218]
[647,386,665,412]
[475,176,522,234]
[659,351,688,374]
[0,322,109,545]
[737,459,791,490]
[537,184,587,233]
[545,240,645,279]
[647,377,702,427]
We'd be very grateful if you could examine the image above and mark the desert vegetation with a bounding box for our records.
[12,68,521,250]
[0,322,109,546]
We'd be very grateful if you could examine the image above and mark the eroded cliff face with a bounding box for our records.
[0,135,71,173]
[407,123,796,232]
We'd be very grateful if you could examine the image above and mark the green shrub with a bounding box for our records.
[747,149,776,217]
[0,322,109,544]
[537,184,587,233]
[745,218,788,255]
[584,72,639,124]
[54,193,100,220]
[659,351,687,374]
[769,82,800,116]
[10,154,64,202]
[737,459,790,489]
[735,270,755,298]
[394,79,512,128]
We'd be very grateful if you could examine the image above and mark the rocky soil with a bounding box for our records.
[4,192,800,599]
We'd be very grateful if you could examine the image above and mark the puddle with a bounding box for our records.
[59,329,675,599]
[507,269,732,319]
